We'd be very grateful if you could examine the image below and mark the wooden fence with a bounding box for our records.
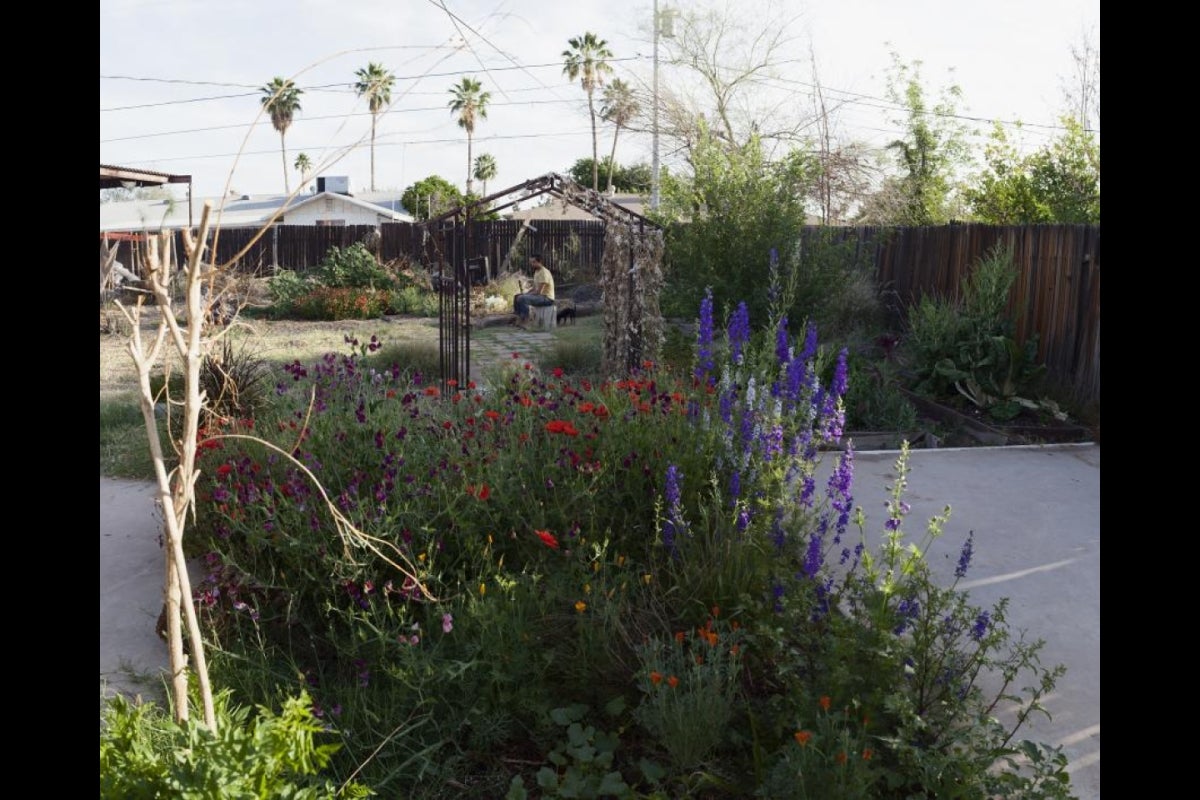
[806,224,1100,406]
[103,221,1099,405]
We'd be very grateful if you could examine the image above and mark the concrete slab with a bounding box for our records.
[99,477,168,705]
[835,443,1100,799]
[99,443,1099,797]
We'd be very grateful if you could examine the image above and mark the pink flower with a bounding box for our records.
[442,613,454,634]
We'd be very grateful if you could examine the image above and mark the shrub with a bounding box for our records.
[318,243,395,291]
[290,286,390,320]
[266,269,313,316]
[388,284,440,316]
[100,688,368,799]
[201,337,272,423]
[902,242,1046,413]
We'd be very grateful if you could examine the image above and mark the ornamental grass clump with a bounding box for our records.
[185,257,1072,797]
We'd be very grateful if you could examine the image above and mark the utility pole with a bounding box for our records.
[651,2,675,212]
[652,0,661,211]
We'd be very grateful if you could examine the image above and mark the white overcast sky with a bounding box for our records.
[99,0,1099,201]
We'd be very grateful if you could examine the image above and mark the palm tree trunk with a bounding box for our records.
[370,114,377,191]
[588,92,599,192]
[466,134,474,196]
[280,133,291,195]
[607,127,621,194]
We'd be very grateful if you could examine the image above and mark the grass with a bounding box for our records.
[99,395,156,479]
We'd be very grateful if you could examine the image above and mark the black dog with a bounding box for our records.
[556,305,576,325]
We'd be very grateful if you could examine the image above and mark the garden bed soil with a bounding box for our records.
[900,389,1094,447]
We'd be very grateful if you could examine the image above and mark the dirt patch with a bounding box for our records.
[99,309,441,400]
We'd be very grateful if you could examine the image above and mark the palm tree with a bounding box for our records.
[600,79,639,194]
[563,32,615,192]
[260,77,303,195]
[473,153,498,198]
[293,152,313,190]
[354,62,396,191]
[448,77,491,196]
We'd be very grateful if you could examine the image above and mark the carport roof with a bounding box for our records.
[100,164,192,189]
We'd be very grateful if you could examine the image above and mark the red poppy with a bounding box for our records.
[578,402,595,414]
[423,386,440,396]
[552,367,564,378]
[216,464,233,476]
[650,671,663,685]
[535,530,559,549]
[819,696,832,712]
[667,675,679,688]
[794,731,812,747]
[477,484,491,501]
[835,751,848,766]
[484,410,501,420]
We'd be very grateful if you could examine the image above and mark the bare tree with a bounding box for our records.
[1061,25,1100,131]
[654,0,810,165]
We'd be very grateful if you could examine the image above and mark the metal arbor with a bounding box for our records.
[422,172,663,387]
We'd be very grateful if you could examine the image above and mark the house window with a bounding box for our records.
[315,219,346,227]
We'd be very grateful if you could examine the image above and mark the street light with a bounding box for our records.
[651,1,676,211]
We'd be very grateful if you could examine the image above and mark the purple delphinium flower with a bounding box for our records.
[826,446,855,541]
[971,610,991,641]
[955,532,975,579]
[767,248,781,304]
[894,597,921,635]
[727,302,751,365]
[729,470,741,503]
[694,289,715,386]
[803,531,824,578]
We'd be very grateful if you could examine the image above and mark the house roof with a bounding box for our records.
[99,190,413,232]
[506,192,647,221]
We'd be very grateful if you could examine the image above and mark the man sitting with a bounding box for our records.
[512,253,555,327]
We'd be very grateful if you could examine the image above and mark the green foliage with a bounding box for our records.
[965,117,1101,224]
[510,704,633,800]
[318,244,395,291]
[902,242,1046,412]
[567,158,651,193]
[860,52,971,225]
[844,344,919,432]
[656,122,816,324]
[401,175,465,221]
[267,269,313,310]
[99,688,367,799]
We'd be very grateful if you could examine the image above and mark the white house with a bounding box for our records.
[99,181,413,234]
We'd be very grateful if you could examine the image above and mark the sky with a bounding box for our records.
[100,0,1099,203]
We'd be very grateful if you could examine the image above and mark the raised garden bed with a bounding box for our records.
[900,389,1094,447]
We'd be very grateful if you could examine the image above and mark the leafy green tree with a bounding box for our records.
[964,117,1099,224]
[567,158,651,193]
[861,53,970,225]
[401,174,464,221]
[563,32,615,192]
[260,76,304,195]
[600,78,639,194]
[354,62,396,191]
[658,121,821,326]
[448,77,491,196]
[473,152,498,198]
